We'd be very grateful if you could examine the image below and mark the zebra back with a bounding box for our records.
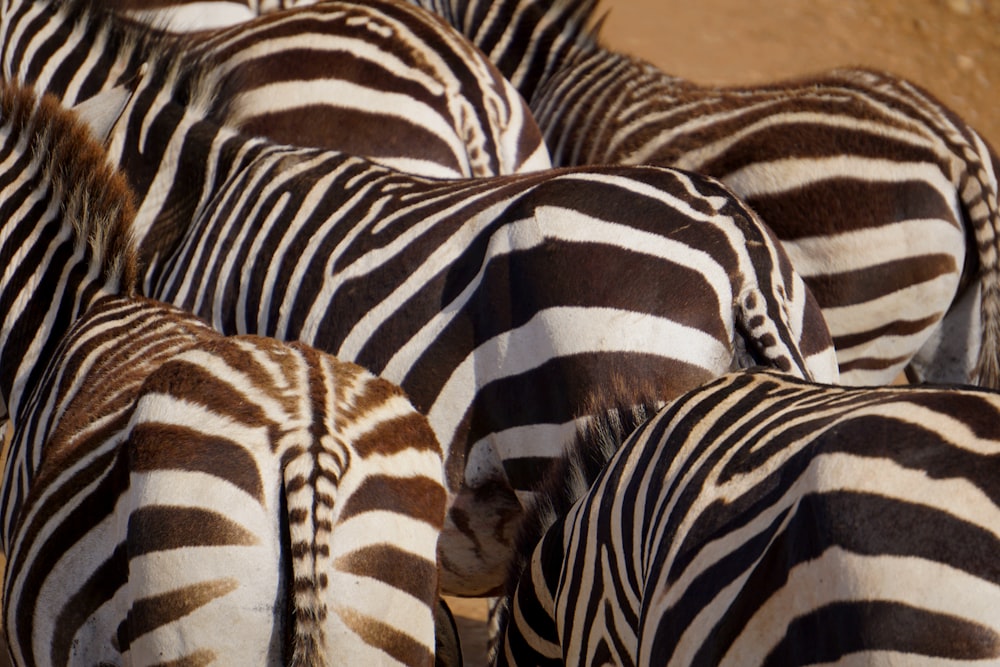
[533,50,1000,389]
[2,0,551,178]
[496,369,1000,665]
[404,0,1000,388]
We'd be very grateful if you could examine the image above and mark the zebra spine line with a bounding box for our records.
[0,81,448,666]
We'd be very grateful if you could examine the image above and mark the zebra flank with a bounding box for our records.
[495,369,1000,665]
[0,79,447,665]
[1,0,550,179]
[410,0,1000,388]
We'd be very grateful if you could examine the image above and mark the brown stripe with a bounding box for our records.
[117,579,239,653]
[351,412,441,458]
[137,358,273,428]
[838,352,919,374]
[127,506,258,556]
[338,607,435,666]
[747,178,959,240]
[127,422,265,502]
[804,254,958,310]
[335,544,438,604]
[338,474,446,528]
[833,313,943,352]
[239,104,464,172]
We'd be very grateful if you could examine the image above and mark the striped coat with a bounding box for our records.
[496,369,1000,665]
[0,81,448,665]
[405,0,1000,388]
[1,0,550,178]
[55,12,838,595]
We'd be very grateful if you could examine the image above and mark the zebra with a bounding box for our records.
[494,368,1000,665]
[6,0,840,596]
[0,80,452,665]
[107,0,322,29]
[107,0,316,29]
[0,0,550,179]
[401,0,1000,389]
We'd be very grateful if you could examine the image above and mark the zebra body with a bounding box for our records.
[495,368,1000,665]
[0,82,448,665]
[1,0,549,178]
[36,17,839,595]
[106,0,314,29]
[408,0,1000,388]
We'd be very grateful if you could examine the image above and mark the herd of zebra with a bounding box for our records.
[0,0,995,664]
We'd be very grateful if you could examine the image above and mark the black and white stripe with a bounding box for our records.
[405,0,1000,388]
[0,80,449,665]
[1,0,550,178]
[495,368,1000,665]
[5,0,841,595]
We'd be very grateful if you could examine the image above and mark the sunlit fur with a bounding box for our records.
[1,0,550,178]
[4,0,840,597]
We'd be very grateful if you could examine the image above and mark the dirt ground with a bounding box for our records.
[597,0,999,150]
[447,2,999,666]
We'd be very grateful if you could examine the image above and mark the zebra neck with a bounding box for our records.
[0,81,138,433]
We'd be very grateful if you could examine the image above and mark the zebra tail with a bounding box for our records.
[734,283,817,381]
[283,441,333,667]
[972,140,1000,389]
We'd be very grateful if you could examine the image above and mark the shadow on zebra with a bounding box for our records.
[404,0,1000,390]
[495,368,1000,665]
[0,80,461,666]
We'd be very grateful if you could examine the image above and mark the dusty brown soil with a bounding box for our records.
[597,0,999,150]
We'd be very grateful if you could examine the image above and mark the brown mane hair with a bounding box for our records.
[0,81,139,294]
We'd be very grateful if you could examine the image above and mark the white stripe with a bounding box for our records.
[124,4,255,32]
[427,306,731,451]
[782,217,964,276]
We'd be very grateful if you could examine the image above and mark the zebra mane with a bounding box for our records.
[1,82,138,292]
[48,0,238,121]
[491,382,658,655]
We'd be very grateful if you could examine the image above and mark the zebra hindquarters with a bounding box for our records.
[286,345,449,667]
[122,403,288,664]
[497,370,1000,666]
[120,339,449,666]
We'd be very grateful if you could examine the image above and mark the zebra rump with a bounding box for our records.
[495,368,1000,665]
[0,81,448,666]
